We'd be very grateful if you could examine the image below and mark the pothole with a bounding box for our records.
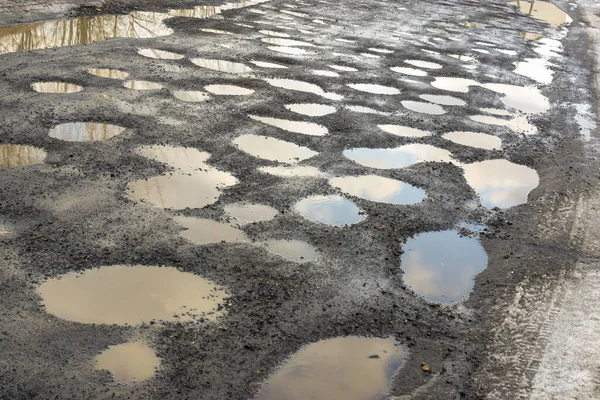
[138,48,184,60]
[123,80,164,90]
[175,216,249,244]
[94,341,160,383]
[0,144,47,167]
[285,103,336,116]
[401,230,487,303]
[260,239,319,263]
[293,195,365,226]
[369,47,394,54]
[312,69,340,77]
[329,175,426,204]
[190,58,253,73]
[405,59,443,69]
[344,144,453,169]
[37,265,228,324]
[250,60,288,69]
[469,114,538,135]
[347,83,401,95]
[378,125,431,138]
[442,131,501,150]
[255,336,407,400]
[249,115,328,136]
[172,90,211,102]
[233,134,318,163]
[87,68,129,79]
[259,30,291,37]
[431,77,479,93]
[509,0,572,26]
[204,84,254,96]
[48,122,126,142]
[31,82,82,93]
[224,203,279,224]
[390,67,428,76]
[419,94,466,106]
[401,100,446,115]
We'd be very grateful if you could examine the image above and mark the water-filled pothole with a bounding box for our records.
[313,70,340,77]
[204,84,254,96]
[405,59,443,69]
[509,1,572,26]
[401,230,487,303]
[294,195,365,226]
[249,115,328,136]
[87,68,129,79]
[344,144,453,169]
[48,122,126,142]
[330,175,426,204]
[224,203,279,224]
[37,265,228,324]
[233,134,318,163]
[138,48,184,60]
[347,83,400,95]
[200,28,233,34]
[378,125,431,138]
[123,80,164,90]
[260,239,319,263]
[462,159,539,208]
[390,67,428,76]
[250,60,288,69]
[431,77,479,93]
[369,47,394,54]
[0,144,47,167]
[469,114,538,135]
[32,82,82,93]
[255,336,407,400]
[175,216,249,244]
[401,100,446,115]
[285,103,336,116]
[419,94,466,106]
[95,341,160,383]
[442,131,501,150]
[172,90,211,102]
[191,58,253,73]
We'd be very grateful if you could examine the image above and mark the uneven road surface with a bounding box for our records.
[0,0,599,398]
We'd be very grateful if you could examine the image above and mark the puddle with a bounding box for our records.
[250,60,288,69]
[264,78,343,100]
[431,77,479,93]
[479,83,549,114]
[249,115,328,136]
[258,165,325,177]
[255,336,407,400]
[190,58,253,73]
[480,108,511,116]
[95,341,160,383]
[138,48,184,60]
[293,195,365,226]
[135,145,214,172]
[442,131,501,150]
[224,203,279,224]
[87,68,129,79]
[0,144,46,167]
[472,48,490,54]
[347,84,400,95]
[48,122,126,142]
[498,49,518,56]
[344,144,454,169]
[462,159,539,208]
[204,84,254,96]
[32,82,82,93]
[123,80,164,90]
[259,30,291,37]
[200,28,233,35]
[509,1,572,26]
[346,105,385,115]
[401,230,487,303]
[172,90,211,102]
[260,239,319,263]
[267,46,313,55]
[37,265,228,324]
[514,57,554,84]
[378,125,431,138]
[361,52,381,59]
[405,60,443,69]
[329,65,358,72]
[261,38,314,46]
[390,67,427,77]
[285,103,336,117]
[419,94,466,106]
[401,100,446,115]
[470,113,538,134]
[335,38,356,43]
[329,175,426,205]
[369,47,394,54]
[233,134,318,163]
[174,216,249,244]
[312,70,340,77]
[0,12,173,55]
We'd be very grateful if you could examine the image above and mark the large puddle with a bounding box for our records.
[0,144,47,167]
[233,134,318,163]
[442,131,501,150]
[260,239,319,263]
[224,203,279,224]
[293,195,365,226]
[347,83,401,95]
[95,341,160,383]
[249,115,328,136]
[264,78,343,101]
[174,216,249,244]
[255,336,407,400]
[32,82,82,93]
[190,58,253,74]
[509,1,572,26]
[329,175,426,205]
[344,144,454,169]
[462,159,539,208]
[48,122,126,142]
[378,125,431,138]
[401,230,487,303]
[37,265,228,324]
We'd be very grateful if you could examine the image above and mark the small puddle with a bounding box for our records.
[261,37,314,46]
[123,80,164,90]
[267,46,313,55]
[172,90,211,102]
[37,265,228,324]
[419,94,466,106]
[312,70,340,77]
[32,82,82,93]
[462,159,539,208]
[138,48,185,60]
[258,165,325,177]
[200,28,233,34]
[442,131,501,150]
[250,60,288,68]
[255,336,407,400]
[48,122,126,142]
[174,216,249,244]
[401,100,446,115]
[260,239,319,263]
[335,38,356,43]
[378,125,431,138]
[431,77,478,93]
[405,60,443,69]
[259,30,291,37]
[249,115,328,136]
[0,144,47,167]
[329,175,426,205]
[285,103,336,117]
[347,84,400,95]
[233,134,318,163]
[87,68,129,79]
[95,341,160,383]
[204,84,254,96]
[390,67,427,77]
[344,144,454,169]
[369,47,394,54]
[190,58,253,73]
[264,78,342,100]
[509,1,572,26]
[401,230,487,303]
[293,195,365,226]
[224,203,279,224]
[329,64,358,72]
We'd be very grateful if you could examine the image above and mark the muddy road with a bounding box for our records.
[0,0,599,398]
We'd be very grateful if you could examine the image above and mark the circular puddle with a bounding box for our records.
[48,122,126,142]
[390,66,427,76]
[191,58,253,73]
[95,341,160,383]
[329,175,426,204]
[0,144,47,167]
[294,194,365,226]
[32,82,82,93]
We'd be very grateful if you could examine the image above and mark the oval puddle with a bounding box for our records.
[267,46,313,55]
[294,195,365,226]
[285,103,336,117]
[312,69,340,77]
[261,37,314,46]
[32,82,82,93]
[259,30,291,37]
[347,83,400,95]
[172,90,211,102]
[250,60,288,69]
[233,134,318,163]
[95,341,160,383]
[442,131,501,150]
[175,216,249,244]
[419,94,466,106]
[369,47,394,54]
[344,144,453,169]
[190,58,253,73]
[138,48,184,60]
[329,175,426,204]
[204,84,254,96]
[87,68,129,79]
[378,125,431,138]
[249,115,328,136]
[200,28,233,34]
[405,59,443,69]
[123,80,164,90]
[390,67,427,76]
[0,144,47,167]
[48,122,126,142]
[401,100,446,115]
